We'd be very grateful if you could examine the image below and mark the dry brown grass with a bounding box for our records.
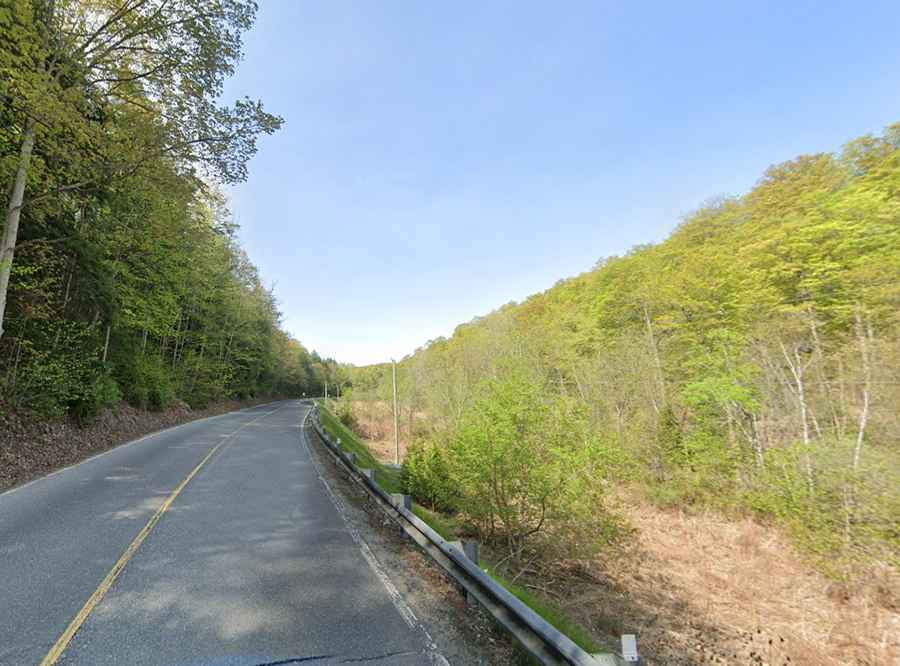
[562,501,899,665]
[343,399,411,463]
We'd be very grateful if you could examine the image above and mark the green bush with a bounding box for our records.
[176,353,230,409]
[412,365,621,562]
[333,398,358,430]
[70,373,121,423]
[116,352,175,411]
[9,321,103,417]
[402,439,458,512]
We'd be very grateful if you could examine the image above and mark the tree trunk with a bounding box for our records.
[780,342,812,447]
[808,310,841,442]
[751,413,764,469]
[172,313,184,364]
[0,120,37,341]
[852,310,872,473]
[102,324,111,363]
[643,303,666,412]
[8,337,22,389]
[780,341,814,494]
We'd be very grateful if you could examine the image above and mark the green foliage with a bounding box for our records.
[6,319,102,416]
[745,441,900,574]
[411,503,460,541]
[402,440,458,512]
[333,398,358,430]
[408,363,620,562]
[345,123,900,576]
[0,0,328,422]
[71,373,121,424]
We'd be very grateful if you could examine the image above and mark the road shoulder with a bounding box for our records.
[302,421,515,666]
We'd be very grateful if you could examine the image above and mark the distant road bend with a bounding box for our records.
[0,401,438,665]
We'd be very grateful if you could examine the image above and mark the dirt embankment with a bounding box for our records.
[0,398,272,493]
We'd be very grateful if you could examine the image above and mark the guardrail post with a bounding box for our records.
[346,452,357,466]
[461,539,480,566]
[390,493,412,511]
[447,540,479,605]
[361,468,376,484]
[460,539,482,608]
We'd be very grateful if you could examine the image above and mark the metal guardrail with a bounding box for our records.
[303,402,630,666]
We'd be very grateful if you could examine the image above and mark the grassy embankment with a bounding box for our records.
[315,401,402,493]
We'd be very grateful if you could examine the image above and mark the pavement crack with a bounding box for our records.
[253,657,333,666]
[341,650,418,662]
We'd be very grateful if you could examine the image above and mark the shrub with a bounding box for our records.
[116,352,175,411]
[70,373,121,423]
[402,439,458,512]
[440,366,621,562]
[8,320,103,417]
[333,398,358,430]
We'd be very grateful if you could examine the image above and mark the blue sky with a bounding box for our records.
[223,1,900,365]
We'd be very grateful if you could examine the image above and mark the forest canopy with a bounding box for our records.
[342,124,900,576]
[0,0,336,417]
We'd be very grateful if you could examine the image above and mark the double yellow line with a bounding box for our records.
[40,405,284,666]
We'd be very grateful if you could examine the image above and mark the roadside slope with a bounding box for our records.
[0,398,268,493]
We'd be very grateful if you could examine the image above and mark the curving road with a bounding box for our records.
[0,401,435,665]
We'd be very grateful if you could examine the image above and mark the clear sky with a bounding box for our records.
[222,1,900,366]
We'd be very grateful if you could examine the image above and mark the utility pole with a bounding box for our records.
[392,359,400,465]
[324,378,328,400]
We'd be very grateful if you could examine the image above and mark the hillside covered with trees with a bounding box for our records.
[0,0,334,419]
[342,124,900,578]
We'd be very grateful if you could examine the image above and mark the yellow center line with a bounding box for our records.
[40,405,286,666]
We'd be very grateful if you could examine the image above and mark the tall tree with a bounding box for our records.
[0,0,282,339]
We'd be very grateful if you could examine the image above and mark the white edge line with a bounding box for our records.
[299,409,450,666]
[0,400,286,500]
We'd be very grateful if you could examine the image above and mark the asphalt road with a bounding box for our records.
[0,401,435,666]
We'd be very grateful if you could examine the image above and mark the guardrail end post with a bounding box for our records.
[621,634,641,664]
[591,635,640,665]
[391,493,412,511]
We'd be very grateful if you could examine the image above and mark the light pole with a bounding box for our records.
[391,359,400,466]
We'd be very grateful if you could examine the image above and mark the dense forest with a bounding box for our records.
[0,1,335,418]
[341,125,900,577]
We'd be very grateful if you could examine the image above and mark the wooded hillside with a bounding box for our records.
[344,124,900,577]
[0,1,335,418]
